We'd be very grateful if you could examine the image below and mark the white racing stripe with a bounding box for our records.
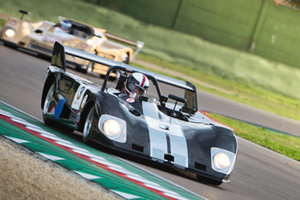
[168,123,188,167]
[144,116,168,161]
[143,102,188,167]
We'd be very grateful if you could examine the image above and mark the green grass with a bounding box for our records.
[205,112,300,161]
[0,18,4,27]
[133,53,300,121]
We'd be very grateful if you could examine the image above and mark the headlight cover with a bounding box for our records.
[5,27,16,38]
[103,119,120,136]
[98,114,126,143]
[214,152,230,169]
[211,147,236,174]
[86,39,93,46]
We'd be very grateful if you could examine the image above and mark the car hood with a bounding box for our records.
[96,92,237,152]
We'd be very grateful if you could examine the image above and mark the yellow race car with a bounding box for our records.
[0,10,144,76]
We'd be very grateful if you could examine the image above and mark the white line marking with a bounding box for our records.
[38,152,65,161]
[74,171,101,180]
[5,136,29,144]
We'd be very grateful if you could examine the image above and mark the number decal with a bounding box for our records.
[81,94,88,109]
[71,84,87,110]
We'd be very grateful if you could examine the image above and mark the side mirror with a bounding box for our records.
[19,10,29,20]
[19,10,29,15]
[168,94,186,104]
[168,94,186,113]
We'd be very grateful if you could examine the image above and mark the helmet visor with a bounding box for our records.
[126,77,148,97]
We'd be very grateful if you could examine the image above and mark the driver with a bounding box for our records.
[54,20,72,34]
[121,72,149,102]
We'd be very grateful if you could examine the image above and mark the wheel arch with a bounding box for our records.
[124,52,130,64]
[41,74,55,109]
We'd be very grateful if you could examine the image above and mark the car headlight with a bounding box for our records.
[5,28,16,38]
[211,147,236,174]
[86,39,93,46]
[98,114,126,143]
[214,152,231,169]
[103,119,121,136]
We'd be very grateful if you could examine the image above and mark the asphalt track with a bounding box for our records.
[0,45,299,200]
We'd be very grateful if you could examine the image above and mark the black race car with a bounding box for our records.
[41,42,238,185]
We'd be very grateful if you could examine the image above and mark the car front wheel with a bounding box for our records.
[82,106,95,143]
[43,83,55,125]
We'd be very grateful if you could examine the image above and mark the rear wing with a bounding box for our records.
[57,16,144,59]
[51,42,195,92]
[104,32,144,60]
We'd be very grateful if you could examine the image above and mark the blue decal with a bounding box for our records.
[54,98,66,119]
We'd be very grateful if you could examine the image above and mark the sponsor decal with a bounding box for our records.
[0,104,203,200]
[54,98,66,119]
[126,98,135,103]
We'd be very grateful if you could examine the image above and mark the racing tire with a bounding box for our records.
[42,83,74,133]
[99,74,106,79]
[82,106,95,143]
[42,83,57,126]
[86,61,94,73]
[86,50,97,73]
[122,52,130,64]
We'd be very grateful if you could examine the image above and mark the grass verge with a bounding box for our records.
[205,112,300,161]
[0,18,5,27]
[133,53,300,121]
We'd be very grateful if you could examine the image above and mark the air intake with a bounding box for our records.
[131,144,144,152]
[195,162,206,171]
[164,153,174,162]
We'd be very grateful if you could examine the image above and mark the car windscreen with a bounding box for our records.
[101,68,198,114]
[147,81,198,114]
[69,21,94,39]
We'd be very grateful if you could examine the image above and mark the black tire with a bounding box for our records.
[43,83,59,127]
[86,61,94,73]
[75,64,88,73]
[82,106,95,143]
[122,52,130,64]
[86,50,97,73]
[42,83,56,125]
[99,74,106,79]
[42,83,74,133]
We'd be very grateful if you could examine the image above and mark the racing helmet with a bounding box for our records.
[124,73,149,99]
[60,20,72,32]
